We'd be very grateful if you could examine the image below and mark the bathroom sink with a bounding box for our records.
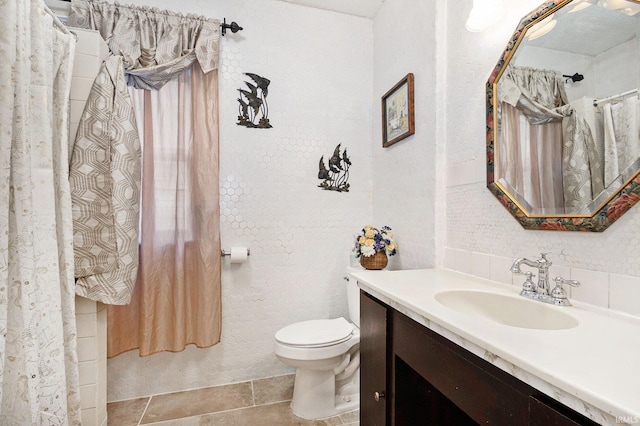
[434,290,579,330]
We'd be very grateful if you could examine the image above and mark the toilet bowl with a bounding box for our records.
[273,267,361,420]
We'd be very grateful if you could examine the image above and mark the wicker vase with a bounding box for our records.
[360,251,388,270]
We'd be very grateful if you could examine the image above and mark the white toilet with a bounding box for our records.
[273,267,361,420]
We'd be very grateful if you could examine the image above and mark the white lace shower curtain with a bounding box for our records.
[0,1,81,424]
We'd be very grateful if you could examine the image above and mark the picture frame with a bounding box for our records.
[381,73,415,148]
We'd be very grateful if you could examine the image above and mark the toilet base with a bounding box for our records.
[290,366,360,420]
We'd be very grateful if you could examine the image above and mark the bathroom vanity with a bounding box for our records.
[353,269,640,426]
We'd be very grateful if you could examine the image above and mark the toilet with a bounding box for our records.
[274,267,361,420]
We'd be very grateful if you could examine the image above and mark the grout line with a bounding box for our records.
[110,373,296,405]
[141,400,295,425]
[137,396,153,426]
[135,400,359,425]
[250,379,256,407]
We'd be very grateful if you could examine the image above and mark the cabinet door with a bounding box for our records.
[360,291,388,426]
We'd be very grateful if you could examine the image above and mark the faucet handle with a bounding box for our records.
[539,253,552,265]
[522,271,535,291]
[551,277,580,300]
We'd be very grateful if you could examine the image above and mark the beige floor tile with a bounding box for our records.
[141,382,253,424]
[183,401,345,426]
[107,397,150,426]
[339,410,359,424]
[253,374,295,405]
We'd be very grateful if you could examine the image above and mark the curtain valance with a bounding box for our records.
[498,65,569,124]
[69,0,220,90]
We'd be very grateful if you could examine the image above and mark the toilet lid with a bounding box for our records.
[275,317,353,348]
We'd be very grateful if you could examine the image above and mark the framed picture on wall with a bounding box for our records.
[381,73,415,148]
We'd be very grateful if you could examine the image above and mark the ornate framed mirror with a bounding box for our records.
[487,0,640,231]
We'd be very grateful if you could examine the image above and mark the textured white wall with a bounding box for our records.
[514,46,595,101]
[371,0,438,270]
[593,37,639,98]
[106,0,374,401]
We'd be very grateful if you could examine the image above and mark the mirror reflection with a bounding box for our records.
[495,0,640,216]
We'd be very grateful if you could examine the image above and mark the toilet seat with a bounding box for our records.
[275,318,353,348]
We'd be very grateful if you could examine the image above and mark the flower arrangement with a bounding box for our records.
[353,225,397,258]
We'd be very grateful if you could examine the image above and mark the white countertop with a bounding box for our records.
[352,268,640,426]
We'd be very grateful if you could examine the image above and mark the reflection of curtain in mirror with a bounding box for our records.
[558,104,603,212]
[602,96,639,187]
[498,66,603,213]
[499,102,564,211]
[498,66,567,212]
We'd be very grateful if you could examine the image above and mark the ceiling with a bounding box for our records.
[526,2,640,56]
[276,0,385,19]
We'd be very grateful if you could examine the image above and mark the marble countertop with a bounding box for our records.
[351,268,640,426]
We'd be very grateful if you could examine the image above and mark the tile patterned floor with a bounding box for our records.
[107,374,359,425]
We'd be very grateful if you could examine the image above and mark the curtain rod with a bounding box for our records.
[563,73,583,83]
[593,89,639,107]
[58,0,243,35]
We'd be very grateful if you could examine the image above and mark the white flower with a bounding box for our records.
[361,245,376,257]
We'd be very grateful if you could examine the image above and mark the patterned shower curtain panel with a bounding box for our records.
[69,55,142,305]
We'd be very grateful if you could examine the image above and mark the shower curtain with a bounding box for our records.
[602,96,640,187]
[69,0,222,357]
[0,1,81,424]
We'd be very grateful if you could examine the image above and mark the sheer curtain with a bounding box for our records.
[498,66,603,214]
[0,1,80,423]
[69,0,222,357]
[499,102,565,211]
[109,64,222,356]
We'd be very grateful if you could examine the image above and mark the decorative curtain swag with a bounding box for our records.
[69,0,220,90]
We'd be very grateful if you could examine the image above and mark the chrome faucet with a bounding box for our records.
[510,253,580,306]
[510,253,553,295]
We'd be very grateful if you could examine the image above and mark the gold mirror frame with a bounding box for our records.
[487,0,640,232]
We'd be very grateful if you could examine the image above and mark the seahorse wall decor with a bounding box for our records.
[318,144,351,192]
[237,72,272,128]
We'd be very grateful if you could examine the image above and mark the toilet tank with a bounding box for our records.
[346,266,362,328]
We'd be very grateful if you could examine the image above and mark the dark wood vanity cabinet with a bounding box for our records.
[360,291,389,425]
[359,291,599,426]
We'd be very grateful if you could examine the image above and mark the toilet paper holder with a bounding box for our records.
[221,248,251,257]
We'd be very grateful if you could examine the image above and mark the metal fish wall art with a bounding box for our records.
[318,144,351,192]
[237,72,272,128]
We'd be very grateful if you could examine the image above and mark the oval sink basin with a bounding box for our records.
[435,290,578,330]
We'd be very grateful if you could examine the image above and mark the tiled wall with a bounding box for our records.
[70,28,109,426]
[75,298,107,426]
[443,248,640,317]
[105,0,374,402]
